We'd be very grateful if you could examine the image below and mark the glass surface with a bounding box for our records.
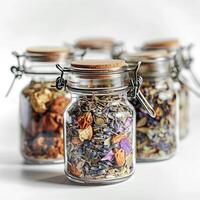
[64,92,135,184]
[179,82,189,139]
[20,80,71,164]
[129,77,178,161]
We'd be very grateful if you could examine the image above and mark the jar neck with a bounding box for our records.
[28,74,58,82]
[69,88,128,97]
[141,74,172,81]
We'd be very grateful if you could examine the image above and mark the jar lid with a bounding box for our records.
[25,46,70,62]
[58,59,130,92]
[124,50,169,63]
[142,39,180,51]
[70,59,127,71]
[121,50,171,77]
[75,38,114,50]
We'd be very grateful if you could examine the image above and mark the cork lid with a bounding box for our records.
[123,50,169,63]
[70,59,127,71]
[142,39,180,50]
[26,46,70,62]
[121,50,170,77]
[75,38,114,50]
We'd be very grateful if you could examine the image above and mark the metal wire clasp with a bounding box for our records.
[6,51,25,97]
[54,64,69,90]
[181,44,200,89]
[172,46,200,97]
[129,62,156,118]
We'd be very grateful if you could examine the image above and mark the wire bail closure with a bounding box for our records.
[128,62,156,118]
[181,44,200,89]
[6,51,25,97]
[172,45,200,97]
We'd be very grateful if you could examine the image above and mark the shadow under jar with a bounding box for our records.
[140,39,190,140]
[121,50,179,161]
[75,38,123,59]
[11,46,73,164]
[55,59,154,184]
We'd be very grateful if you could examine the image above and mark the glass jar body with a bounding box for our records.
[129,77,179,161]
[64,91,136,184]
[178,81,189,139]
[82,49,112,59]
[20,77,71,164]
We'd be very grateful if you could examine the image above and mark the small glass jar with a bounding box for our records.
[141,39,189,139]
[75,38,123,59]
[55,59,154,184]
[121,51,179,161]
[10,46,73,164]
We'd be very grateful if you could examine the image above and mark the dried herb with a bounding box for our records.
[20,81,71,162]
[65,94,134,182]
[129,78,178,160]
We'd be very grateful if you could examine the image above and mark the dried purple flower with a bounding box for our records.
[125,117,133,128]
[101,150,114,161]
[120,138,131,154]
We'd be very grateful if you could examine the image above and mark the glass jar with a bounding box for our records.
[121,51,179,161]
[10,46,73,164]
[140,39,190,139]
[75,38,123,59]
[55,59,154,184]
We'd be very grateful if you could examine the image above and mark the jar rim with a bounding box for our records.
[25,46,71,62]
[120,50,171,78]
[142,38,180,51]
[70,59,127,71]
[75,38,115,50]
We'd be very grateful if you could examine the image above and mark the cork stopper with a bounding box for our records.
[143,39,180,50]
[26,46,70,55]
[75,38,114,50]
[123,50,169,63]
[121,50,170,77]
[26,46,70,62]
[71,59,127,70]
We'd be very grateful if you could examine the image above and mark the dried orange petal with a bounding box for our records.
[77,112,93,129]
[68,163,81,177]
[51,96,70,114]
[30,88,52,113]
[111,133,126,144]
[114,148,126,167]
[78,125,93,141]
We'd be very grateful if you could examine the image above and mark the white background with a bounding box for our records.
[0,0,200,200]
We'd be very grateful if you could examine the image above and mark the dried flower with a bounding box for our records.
[66,95,134,181]
[101,150,114,161]
[120,138,131,154]
[30,88,52,113]
[111,133,126,144]
[78,125,93,141]
[114,148,125,167]
[125,117,132,127]
[21,81,70,162]
[51,96,70,114]
[77,112,93,129]
[68,163,82,177]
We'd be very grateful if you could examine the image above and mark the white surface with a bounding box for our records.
[1,0,200,200]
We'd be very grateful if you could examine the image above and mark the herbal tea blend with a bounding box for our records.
[55,59,154,184]
[21,81,70,162]
[65,95,134,181]
[121,50,178,161]
[131,79,177,159]
[9,46,73,164]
